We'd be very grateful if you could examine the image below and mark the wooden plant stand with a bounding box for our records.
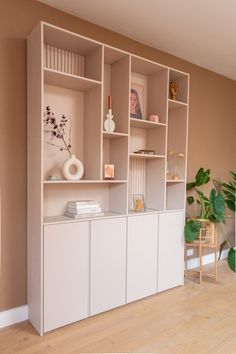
[185,219,218,284]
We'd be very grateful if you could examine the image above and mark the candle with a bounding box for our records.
[108,95,112,109]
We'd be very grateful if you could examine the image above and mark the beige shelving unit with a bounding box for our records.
[27,22,189,335]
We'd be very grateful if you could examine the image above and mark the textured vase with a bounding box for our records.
[62,154,84,181]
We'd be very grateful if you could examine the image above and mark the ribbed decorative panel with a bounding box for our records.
[129,158,146,209]
[44,44,85,77]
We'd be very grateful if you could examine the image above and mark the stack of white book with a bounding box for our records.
[65,200,104,219]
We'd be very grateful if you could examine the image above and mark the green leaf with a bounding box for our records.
[225,199,235,212]
[210,189,225,217]
[227,248,236,272]
[195,168,211,186]
[218,240,227,261]
[186,182,196,190]
[184,220,200,242]
[187,196,195,205]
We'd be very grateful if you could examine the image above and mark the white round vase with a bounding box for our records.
[62,154,84,181]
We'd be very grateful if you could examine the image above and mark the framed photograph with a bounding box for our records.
[104,164,115,180]
[130,74,147,120]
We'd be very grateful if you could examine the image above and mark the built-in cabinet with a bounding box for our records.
[27,22,189,335]
[157,211,185,292]
[127,214,158,303]
[90,218,127,315]
[44,222,90,332]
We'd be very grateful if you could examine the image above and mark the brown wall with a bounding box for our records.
[0,0,235,311]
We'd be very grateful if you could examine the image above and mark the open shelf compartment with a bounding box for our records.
[169,69,189,104]
[131,56,168,124]
[43,23,103,82]
[103,47,130,134]
[43,81,102,181]
[129,157,165,212]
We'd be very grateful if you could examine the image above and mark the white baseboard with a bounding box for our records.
[187,248,229,269]
[0,305,28,329]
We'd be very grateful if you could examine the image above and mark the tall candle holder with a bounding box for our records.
[104,95,115,132]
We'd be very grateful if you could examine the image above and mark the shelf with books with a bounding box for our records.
[129,153,165,159]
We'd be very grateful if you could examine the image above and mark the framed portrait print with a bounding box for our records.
[130,74,147,120]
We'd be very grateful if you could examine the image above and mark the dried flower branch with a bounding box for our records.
[44,106,72,157]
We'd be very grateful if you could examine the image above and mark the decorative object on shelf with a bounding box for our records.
[172,153,184,180]
[104,95,115,132]
[130,87,143,119]
[62,154,84,181]
[169,81,178,100]
[130,73,147,120]
[44,105,72,156]
[166,150,174,179]
[166,151,184,180]
[149,114,159,123]
[44,106,84,180]
[64,200,103,219]
[104,164,115,180]
[47,175,61,181]
[134,149,156,155]
[133,194,145,212]
[44,44,85,76]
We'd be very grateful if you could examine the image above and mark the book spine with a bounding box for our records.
[67,207,101,214]
[67,200,98,206]
[67,203,100,209]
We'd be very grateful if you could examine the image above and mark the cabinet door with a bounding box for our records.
[90,218,126,315]
[44,222,90,332]
[158,211,184,292]
[127,214,158,303]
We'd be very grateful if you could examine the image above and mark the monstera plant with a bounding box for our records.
[184,168,225,243]
[216,172,236,272]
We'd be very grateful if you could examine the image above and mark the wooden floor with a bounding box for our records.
[1,261,236,354]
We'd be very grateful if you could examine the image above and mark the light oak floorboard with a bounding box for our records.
[1,261,236,354]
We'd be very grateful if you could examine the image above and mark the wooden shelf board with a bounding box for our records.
[103,131,128,139]
[43,212,124,225]
[128,208,160,216]
[166,179,185,183]
[130,117,166,129]
[44,179,127,184]
[168,99,187,110]
[44,68,101,91]
[129,153,165,159]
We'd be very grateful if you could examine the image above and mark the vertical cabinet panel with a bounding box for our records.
[44,222,90,332]
[127,214,158,303]
[90,218,126,315]
[158,211,184,292]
